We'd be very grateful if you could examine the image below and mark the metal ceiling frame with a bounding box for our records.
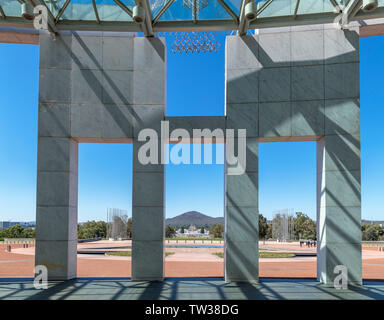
[0,6,5,19]
[217,0,238,24]
[238,0,273,35]
[238,0,249,36]
[343,0,363,25]
[1,0,384,35]
[55,0,71,23]
[293,0,300,19]
[142,0,154,36]
[113,0,133,17]
[153,0,176,24]
[91,0,100,24]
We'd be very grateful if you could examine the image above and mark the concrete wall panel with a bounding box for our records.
[36,32,166,281]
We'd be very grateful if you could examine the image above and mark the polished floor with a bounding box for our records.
[0,278,384,300]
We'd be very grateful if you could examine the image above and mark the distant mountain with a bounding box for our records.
[165,211,224,229]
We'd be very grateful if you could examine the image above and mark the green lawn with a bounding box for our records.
[106,251,175,257]
[213,252,295,259]
[106,251,132,257]
[259,251,295,258]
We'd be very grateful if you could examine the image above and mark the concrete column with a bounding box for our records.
[36,33,78,280]
[225,36,259,282]
[225,138,259,282]
[131,38,166,281]
[132,138,165,281]
[317,131,362,286]
[316,25,361,287]
[35,138,78,280]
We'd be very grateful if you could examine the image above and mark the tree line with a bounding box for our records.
[1,216,383,241]
[259,212,317,241]
[362,223,384,241]
[77,219,133,239]
[0,225,35,239]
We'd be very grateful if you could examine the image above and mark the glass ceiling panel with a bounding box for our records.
[296,0,336,15]
[44,0,65,17]
[323,0,337,13]
[159,0,231,21]
[197,0,235,20]
[61,1,96,20]
[97,0,134,21]
[0,0,22,17]
[150,0,168,18]
[57,0,134,21]
[160,0,233,21]
[226,0,241,15]
[1,0,384,30]
[158,0,194,21]
[258,0,294,18]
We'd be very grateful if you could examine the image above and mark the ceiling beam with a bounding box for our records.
[0,27,39,44]
[0,15,345,33]
[2,5,384,33]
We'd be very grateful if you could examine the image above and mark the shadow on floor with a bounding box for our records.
[0,277,383,300]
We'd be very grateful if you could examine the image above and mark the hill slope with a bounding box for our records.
[165,211,224,229]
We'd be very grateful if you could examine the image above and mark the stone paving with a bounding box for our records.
[0,278,384,300]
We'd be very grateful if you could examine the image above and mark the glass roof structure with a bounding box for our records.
[0,0,384,36]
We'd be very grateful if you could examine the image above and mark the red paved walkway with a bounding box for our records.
[1,244,383,279]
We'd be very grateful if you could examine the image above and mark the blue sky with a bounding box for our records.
[0,34,383,222]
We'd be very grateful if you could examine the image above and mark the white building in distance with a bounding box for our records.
[175,225,211,238]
